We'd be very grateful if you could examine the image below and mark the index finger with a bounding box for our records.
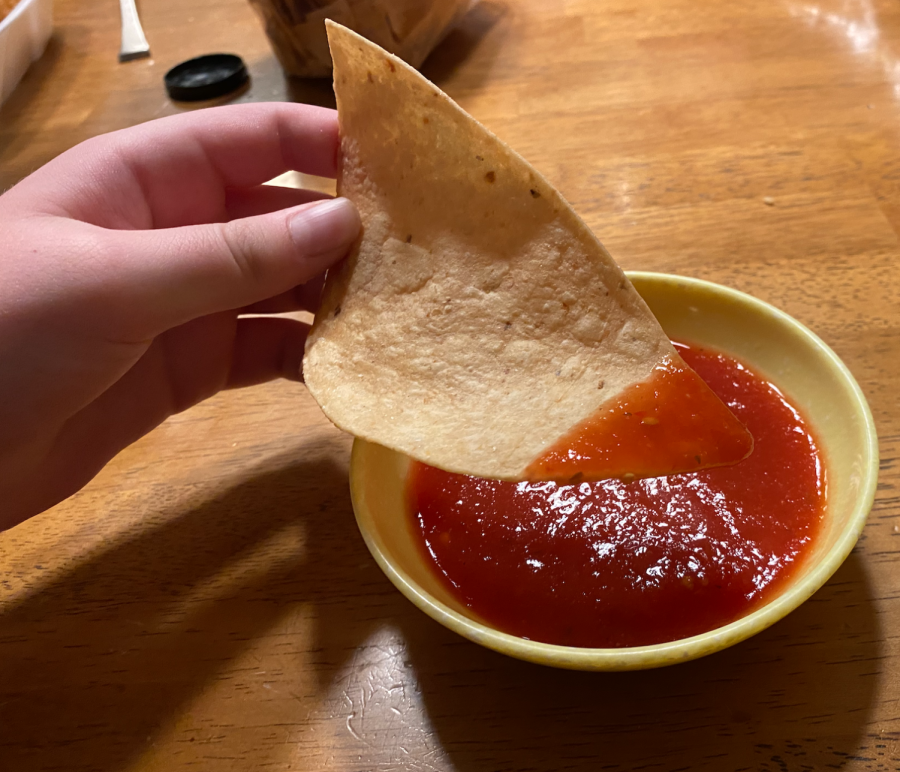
[18,103,341,228]
[120,102,341,185]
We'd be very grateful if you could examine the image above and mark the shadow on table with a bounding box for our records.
[0,450,389,772]
[402,551,884,771]
[420,0,507,90]
[285,75,337,110]
[0,33,79,187]
[0,447,884,772]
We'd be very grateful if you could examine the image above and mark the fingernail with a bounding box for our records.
[289,197,360,258]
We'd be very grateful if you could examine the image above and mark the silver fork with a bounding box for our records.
[119,0,150,62]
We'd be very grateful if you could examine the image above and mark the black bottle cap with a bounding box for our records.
[164,54,249,102]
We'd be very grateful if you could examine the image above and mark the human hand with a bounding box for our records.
[0,103,360,528]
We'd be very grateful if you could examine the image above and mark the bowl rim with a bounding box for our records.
[350,271,879,670]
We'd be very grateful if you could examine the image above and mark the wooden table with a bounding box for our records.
[2,0,899,769]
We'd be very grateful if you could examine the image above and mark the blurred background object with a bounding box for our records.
[247,0,476,77]
[0,0,52,106]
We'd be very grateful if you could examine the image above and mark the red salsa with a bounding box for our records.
[526,356,754,482]
[407,342,826,648]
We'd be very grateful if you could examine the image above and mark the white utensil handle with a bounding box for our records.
[119,0,149,60]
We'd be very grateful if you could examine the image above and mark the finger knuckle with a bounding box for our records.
[218,220,266,287]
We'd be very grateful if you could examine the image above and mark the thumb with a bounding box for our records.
[104,197,360,334]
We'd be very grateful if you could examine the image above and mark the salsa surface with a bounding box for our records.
[526,355,754,482]
[407,342,826,648]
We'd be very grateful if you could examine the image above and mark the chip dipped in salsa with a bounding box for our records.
[525,355,753,482]
[407,342,826,648]
[306,24,753,486]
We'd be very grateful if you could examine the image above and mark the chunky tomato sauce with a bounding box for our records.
[407,342,826,648]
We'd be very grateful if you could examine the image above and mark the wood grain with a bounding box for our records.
[2,0,900,769]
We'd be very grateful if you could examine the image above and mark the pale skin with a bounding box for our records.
[0,103,361,529]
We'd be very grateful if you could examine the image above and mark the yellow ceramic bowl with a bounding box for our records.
[349,272,878,671]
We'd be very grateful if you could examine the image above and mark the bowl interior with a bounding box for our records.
[350,272,878,670]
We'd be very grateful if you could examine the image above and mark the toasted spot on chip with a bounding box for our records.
[485,171,496,183]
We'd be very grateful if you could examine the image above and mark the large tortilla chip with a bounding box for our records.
[303,21,752,481]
